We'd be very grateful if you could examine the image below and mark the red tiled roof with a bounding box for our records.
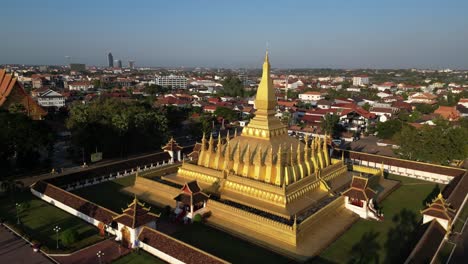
[31,181,117,223]
[138,227,227,264]
[113,197,159,228]
[348,151,465,177]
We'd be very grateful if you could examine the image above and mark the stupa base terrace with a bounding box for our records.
[126,158,396,260]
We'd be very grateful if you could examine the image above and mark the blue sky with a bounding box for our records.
[1,0,468,69]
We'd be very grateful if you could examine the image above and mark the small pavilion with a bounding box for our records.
[342,175,383,221]
[113,197,160,248]
[162,137,183,163]
[174,180,210,221]
[421,193,456,231]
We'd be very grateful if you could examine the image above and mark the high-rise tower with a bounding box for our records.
[108,52,114,68]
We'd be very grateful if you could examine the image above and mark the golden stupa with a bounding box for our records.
[173,52,338,218]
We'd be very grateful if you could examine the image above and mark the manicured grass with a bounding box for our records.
[112,251,166,264]
[74,176,293,263]
[319,174,438,263]
[0,190,103,253]
[73,176,136,212]
[172,223,294,264]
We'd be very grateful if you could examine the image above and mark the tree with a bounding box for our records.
[362,103,371,111]
[375,120,402,139]
[66,98,168,160]
[0,111,54,176]
[214,107,238,122]
[414,104,436,114]
[321,113,341,137]
[222,76,244,97]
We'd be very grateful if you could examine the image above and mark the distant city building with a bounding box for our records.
[352,76,369,86]
[155,75,187,89]
[67,81,94,91]
[36,89,65,108]
[39,65,48,72]
[129,61,135,69]
[69,63,86,72]
[117,60,122,69]
[108,52,114,68]
[298,91,325,102]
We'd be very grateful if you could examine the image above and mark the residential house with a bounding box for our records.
[370,107,399,122]
[407,92,437,104]
[298,91,324,102]
[434,106,460,121]
[36,89,66,108]
[68,81,94,91]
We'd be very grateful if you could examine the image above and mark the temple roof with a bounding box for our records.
[342,175,377,201]
[174,180,209,206]
[0,69,46,120]
[162,137,183,151]
[421,193,456,221]
[113,196,160,228]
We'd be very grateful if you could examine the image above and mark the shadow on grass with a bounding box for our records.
[384,209,419,264]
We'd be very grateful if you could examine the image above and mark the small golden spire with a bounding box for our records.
[234,128,238,138]
[244,144,251,164]
[226,130,230,143]
[277,144,283,165]
[296,143,302,162]
[255,146,263,165]
[225,141,231,161]
[208,133,214,152]
[265,146,273,164]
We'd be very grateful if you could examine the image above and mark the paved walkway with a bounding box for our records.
[51,239,131,264]
[0,225,52,264]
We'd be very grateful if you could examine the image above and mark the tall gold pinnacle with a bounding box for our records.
[254,51,276,112]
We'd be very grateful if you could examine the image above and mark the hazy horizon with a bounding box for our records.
[1,0,468,69]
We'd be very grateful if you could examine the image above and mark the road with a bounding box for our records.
[0,225,52,264]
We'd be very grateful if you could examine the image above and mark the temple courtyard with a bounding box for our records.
[69,172,437,263]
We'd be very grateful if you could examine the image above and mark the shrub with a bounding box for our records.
[61,229,79,246]
[192,214,202,223]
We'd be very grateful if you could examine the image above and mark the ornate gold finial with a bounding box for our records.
[234,128,238,138]
[341,151,345,161]
[226,130,230,143]
[290,144,295,165]
[236,143,242,162]
[254,51,275,112]
[437,192,443,199]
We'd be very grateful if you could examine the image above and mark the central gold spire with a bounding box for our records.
[241,51,287,140]
[254,51,276,111]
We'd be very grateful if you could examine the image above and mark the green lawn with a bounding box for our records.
[112,251,166,264]
[173,223,294,264]
[319,174,438,263]
[0,191,103,253]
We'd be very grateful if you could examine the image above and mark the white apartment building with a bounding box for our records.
[155,75,187,89]
[353,76,369,86]
[298,91,324,102]
[37,89,65,108]
[68,81,94,91]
